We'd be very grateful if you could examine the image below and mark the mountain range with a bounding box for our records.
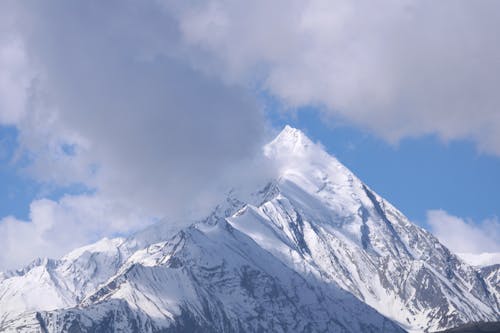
[0,126,498,332]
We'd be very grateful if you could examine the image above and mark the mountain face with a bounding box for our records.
[3,221,403,333]
[436,321,500,333]
[480,264,500,307]
[0,126,498,333]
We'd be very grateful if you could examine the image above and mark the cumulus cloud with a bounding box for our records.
[427,209,500,255]
[0,194,150,270]
[174,0,500,155]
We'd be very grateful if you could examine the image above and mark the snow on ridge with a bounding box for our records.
[62,237,126,261]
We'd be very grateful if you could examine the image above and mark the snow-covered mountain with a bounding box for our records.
[0,126,498,333]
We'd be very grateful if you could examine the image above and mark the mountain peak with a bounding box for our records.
[281,124,303,135]
[276,125,310,144]
[265,125,315,157]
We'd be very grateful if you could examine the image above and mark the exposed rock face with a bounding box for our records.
[435,321,500,333]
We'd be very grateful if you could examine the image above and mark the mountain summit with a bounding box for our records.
[267,125,314,154]
[0,126,498,332]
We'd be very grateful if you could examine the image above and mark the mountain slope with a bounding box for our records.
[0,126,498,332]
[479,264,500,306]
[224,126,499,332]
[436,321,500,333]
[0,237,133,325]
[0,222,185,327]
[2,220,404,333]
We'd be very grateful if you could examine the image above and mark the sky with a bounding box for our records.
[0,0,499,270]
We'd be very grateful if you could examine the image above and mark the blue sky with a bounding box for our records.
[1,1,499,269]
[0,126,91,221]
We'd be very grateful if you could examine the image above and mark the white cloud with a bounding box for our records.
[174,0,500,155]
[0,194,151,270]
[456,252,500,267]
[427,209,500,255]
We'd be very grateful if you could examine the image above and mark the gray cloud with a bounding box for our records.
[5,0,272,218]
[0,1,276,268]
